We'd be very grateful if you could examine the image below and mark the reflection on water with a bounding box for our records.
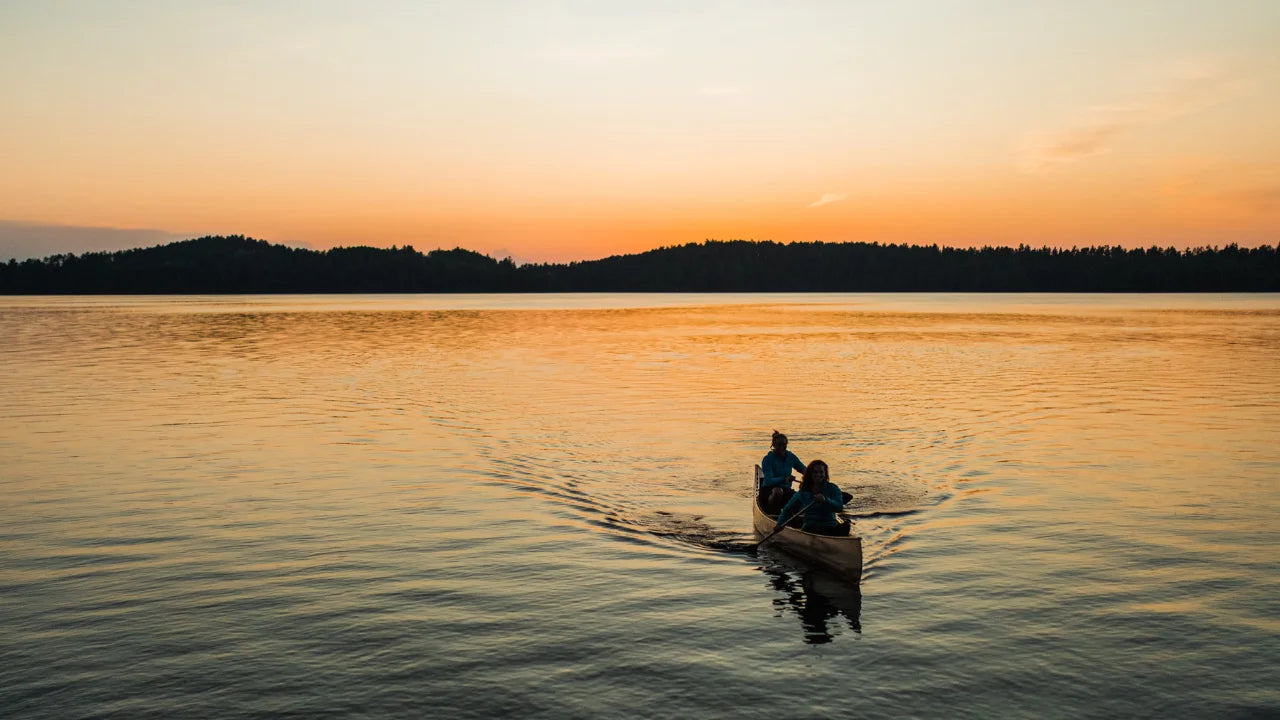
[2,294,1278,719]
[761,566,863,644]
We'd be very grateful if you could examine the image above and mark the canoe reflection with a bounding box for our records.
[760,565,862,644]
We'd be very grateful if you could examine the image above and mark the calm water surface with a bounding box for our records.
[2,294,1278,719]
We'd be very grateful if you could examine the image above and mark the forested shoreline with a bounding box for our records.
[2,235,1278,293]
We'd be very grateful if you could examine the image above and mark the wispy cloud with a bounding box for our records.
[1234,184,1280,213]
[1017,62,1244,174]
[808,193,846,208]
[1161,166,1280,214]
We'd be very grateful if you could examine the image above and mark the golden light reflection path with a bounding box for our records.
[1,293,1277,718]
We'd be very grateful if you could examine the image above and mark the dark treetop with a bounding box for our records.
[2,235,1278,293]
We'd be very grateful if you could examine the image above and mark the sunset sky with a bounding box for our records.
[1,1,1277,262]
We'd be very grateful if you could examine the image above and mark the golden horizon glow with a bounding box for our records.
[1,2,1278,262]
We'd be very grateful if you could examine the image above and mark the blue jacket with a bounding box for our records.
[775,483,845,530]
[761,450,805,489]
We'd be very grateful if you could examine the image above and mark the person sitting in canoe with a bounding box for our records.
[760,430,805,514]
[774,460,850,536]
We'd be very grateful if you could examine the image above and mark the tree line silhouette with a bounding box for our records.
[2,235,1277,293]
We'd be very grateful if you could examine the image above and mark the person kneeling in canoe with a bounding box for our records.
[760,430,806,515]
[775,460,850,537]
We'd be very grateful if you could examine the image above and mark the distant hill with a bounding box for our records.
[2,235,1278,293]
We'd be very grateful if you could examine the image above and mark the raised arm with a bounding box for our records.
[819,484,846,509]
[789,453,806,474]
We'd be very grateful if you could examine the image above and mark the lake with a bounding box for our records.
[2,293,1278,719]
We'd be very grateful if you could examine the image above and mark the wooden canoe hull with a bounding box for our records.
[753,466,863,583]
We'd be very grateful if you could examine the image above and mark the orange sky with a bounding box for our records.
[1,2,1278,262]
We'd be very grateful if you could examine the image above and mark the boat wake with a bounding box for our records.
[633,510,757,553]
[478,448,941,582]
[840,508,920,520]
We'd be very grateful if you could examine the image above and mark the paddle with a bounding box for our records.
[750,498,817,552]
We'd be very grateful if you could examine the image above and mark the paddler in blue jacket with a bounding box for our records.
[775,460,850,536]
[760,430,805,514]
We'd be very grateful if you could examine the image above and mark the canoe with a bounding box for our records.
[753,465,863,583]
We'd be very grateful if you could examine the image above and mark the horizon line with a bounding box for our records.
[8,232,1279,267]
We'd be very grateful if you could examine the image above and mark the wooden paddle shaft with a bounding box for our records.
[755,498,817,549]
